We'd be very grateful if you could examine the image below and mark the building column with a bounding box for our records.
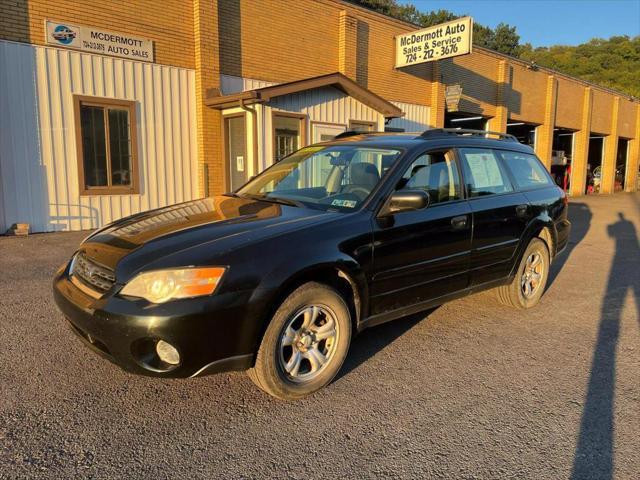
[488,60,508,133]
[429,61,445,128]
[600,97,620,194]
[194,0,223,196]
[535,75,558,171]
[570,87,593,197]
[338,11,358,81]
[625,104,640,192]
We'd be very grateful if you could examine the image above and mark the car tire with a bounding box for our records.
[495,238,550,309]
[247,282,352,400]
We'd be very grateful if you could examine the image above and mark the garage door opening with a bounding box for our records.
[445,112,488,130]
[551,128,576,192]
[617,137,630,191]
[506,121,537,146]
[588,135,605,194]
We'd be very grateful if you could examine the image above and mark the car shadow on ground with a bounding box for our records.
[337,308,438,380]
[571,211,640,480]
[548,202,592,288]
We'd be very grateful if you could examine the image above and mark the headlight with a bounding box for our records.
[120,267,226,303]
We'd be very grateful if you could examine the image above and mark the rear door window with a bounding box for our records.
[458,148,514,197]
[498,151,554,189]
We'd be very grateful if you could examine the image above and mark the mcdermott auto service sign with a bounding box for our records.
[395,17,473,68]
[45,20,154,62]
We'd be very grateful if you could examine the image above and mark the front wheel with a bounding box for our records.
[495,238,550,309]
[248,282,352,400]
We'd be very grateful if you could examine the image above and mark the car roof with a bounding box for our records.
[318,130,535,155]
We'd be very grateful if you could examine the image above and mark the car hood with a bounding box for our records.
[80,196,331,278]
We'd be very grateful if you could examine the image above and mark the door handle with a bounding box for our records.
[451,215,468,229]
[516,204,529,218]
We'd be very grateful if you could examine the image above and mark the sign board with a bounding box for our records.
[445,84,463,112]
[45,20,154,62]
[395,17,473,68]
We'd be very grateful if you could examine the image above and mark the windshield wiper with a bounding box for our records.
[232,192,305,208]
[261,195,305,208]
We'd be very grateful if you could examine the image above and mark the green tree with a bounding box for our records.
[349,0,522,56]
[350,0,639,97]
[520,36,640,97]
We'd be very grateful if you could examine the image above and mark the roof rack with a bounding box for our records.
[420,128,518,142]
[333,130,368,139]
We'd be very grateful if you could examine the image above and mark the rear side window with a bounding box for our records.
[458,148,513,197]
[499,151,553,189]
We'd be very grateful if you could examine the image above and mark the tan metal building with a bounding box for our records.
[1,0,638,232]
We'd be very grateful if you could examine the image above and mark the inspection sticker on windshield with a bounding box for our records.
[331,199,357,208]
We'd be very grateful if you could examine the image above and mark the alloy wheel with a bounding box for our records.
[521,252,544,299]
[278,305,339,383]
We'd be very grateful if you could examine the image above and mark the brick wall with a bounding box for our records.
[556,78,585,130]
[439,51,500,117]
[618,98,638,139]
[507,62,548,124]
[218,0,432,105]
[0,0,195,69]
[591,89,614,135]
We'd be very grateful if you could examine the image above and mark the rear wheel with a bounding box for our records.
[495,238,550,309]
[248,282,352,400]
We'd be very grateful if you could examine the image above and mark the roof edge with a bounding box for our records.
[206,72,405,117]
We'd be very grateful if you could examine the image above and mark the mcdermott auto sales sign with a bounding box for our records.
[395,17,473,68]
[45,20,154,62]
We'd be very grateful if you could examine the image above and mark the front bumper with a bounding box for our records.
[53,265,270,378]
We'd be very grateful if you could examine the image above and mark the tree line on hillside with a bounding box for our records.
[350,0,639,98]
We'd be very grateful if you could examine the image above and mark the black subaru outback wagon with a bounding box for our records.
[54,129,571,400]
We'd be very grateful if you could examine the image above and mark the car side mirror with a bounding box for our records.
[380,190,430,217]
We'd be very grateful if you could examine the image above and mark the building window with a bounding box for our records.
[273,113,305,162]
[349,120,376,132]
[74,95,139,195]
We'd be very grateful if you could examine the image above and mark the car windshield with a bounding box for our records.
[235,145,403,212]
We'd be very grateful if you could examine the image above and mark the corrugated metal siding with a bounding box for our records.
[263,86,385,168]
[0,40,198,232]
[0,41,47,232]
[387,101,429,132]
[220,74,275,94]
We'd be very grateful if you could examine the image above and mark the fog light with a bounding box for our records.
[156,340,180,365]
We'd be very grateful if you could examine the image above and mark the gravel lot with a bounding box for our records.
[1,193,639,479]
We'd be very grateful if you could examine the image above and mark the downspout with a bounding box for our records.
[240,98,260,177]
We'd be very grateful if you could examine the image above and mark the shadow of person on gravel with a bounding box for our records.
[571,212,640,480]
[548,202,592,288]
[337,308,438,380]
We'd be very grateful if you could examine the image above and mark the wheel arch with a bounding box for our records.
[250,261,368,364]
[510,217,557,276]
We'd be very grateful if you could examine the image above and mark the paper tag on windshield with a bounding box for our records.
[331,199,357,208]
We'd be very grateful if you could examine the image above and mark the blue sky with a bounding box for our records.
[408,0,640,46]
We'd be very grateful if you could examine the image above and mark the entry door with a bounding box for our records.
[312,123,346,143]
[370,150,472,316]
[225,115,248,191]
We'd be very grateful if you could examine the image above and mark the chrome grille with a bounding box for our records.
[71,252,116,293]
